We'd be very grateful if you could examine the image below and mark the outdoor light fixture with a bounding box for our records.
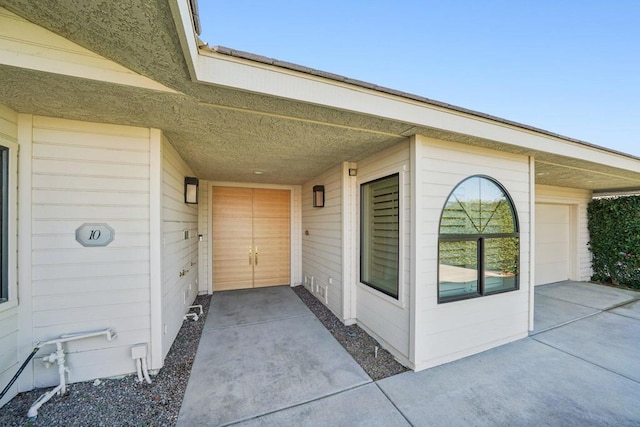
[313,185,325,208]
[184,177,199,204]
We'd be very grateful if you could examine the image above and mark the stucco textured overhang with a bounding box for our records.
[0,0,639,191]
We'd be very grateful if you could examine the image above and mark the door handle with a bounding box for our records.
[255,246,258,265]
[249,246,253,265]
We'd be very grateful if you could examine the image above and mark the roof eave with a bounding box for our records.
[207,45,639,163]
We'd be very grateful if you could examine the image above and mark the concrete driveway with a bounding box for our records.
[178,282,640,426]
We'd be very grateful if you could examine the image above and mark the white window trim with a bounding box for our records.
[0,137,18,314]
[356,164,407,309]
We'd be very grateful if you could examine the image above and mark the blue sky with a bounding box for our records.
[198,1,639,157]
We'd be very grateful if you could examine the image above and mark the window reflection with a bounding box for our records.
[484,238,519,293]
[440,177,516,235]
[438,176,519,303]
[361,174,400,299]
[439,240,479,298]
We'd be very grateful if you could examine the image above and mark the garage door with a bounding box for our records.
[535,204,570,285]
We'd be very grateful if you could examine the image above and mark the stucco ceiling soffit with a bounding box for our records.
[208,45,640,167]
[0,0,193,93]
[0,65,407,185]
[593,187,640,196]
[534,160,640,191]
[2,1,638,188]
[196,101,401,138]
[0,6,180,94]
[0,65,198,125]
[195,48,640,188]
[536,160,640,185]
[410,127,640,191]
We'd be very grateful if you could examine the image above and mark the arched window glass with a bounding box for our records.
[438,176,519,303]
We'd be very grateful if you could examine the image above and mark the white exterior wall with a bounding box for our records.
[28,116,153,387]
[535,185,592,282]
[355,141,412,363]
[160,136,198,358]
[0,104,19,406]
[301,164,344,318]
[0,113,203,397]
[412,135,531,371]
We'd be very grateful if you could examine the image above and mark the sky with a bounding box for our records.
[197,1,640,157]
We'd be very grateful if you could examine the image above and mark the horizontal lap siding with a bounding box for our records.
[161,136,198,358]
[356,142,411,359]
[0,104,18,406]
[536,185,592,281]
[415,136,530,370]
[302,164,343,318]
[30,116,152,387]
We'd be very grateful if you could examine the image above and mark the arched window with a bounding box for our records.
[438,176,519,303]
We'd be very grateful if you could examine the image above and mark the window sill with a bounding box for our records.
[438,286,519,304]
[357,281,406,309]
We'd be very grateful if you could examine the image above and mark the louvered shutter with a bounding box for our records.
[361,174,399,298]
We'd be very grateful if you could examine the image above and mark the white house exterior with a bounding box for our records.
[1,0,640,406]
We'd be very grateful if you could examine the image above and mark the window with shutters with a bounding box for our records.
[438,175,519,303]
[360,173,400,299]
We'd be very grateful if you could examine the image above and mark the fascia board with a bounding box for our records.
[168,0,200,82]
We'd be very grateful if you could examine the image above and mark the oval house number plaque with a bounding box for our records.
[75,223,115,247]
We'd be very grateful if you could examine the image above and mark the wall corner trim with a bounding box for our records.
[17,114,34,392]
[528,156,536,331]
[149,129,163,369]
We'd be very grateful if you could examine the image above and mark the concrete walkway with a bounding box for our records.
[178,282,640,426]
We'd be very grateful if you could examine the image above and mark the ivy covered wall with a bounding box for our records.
[587,195,640,289]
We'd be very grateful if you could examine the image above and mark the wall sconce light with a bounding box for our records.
[184,177,199,204]
[313,185,325,208]
[348,168,357,176]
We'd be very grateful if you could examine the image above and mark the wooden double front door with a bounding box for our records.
[212,187,290,291]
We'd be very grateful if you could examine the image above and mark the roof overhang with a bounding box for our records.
[0,0,638,191]
[167,0,640,192]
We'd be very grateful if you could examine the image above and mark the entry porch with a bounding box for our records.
[177,281,640,425]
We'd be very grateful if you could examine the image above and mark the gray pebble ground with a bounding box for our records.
[292,286,408,381]
[0,286,407,425]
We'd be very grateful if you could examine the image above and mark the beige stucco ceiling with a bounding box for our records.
[0,65,406,183]
[0,0,639,191]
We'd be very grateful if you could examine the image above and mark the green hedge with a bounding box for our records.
[587,195,640,289]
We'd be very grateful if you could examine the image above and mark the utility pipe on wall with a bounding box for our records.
[131,344,152,384]
[26,329,116,420]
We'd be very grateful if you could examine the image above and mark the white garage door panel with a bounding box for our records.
[536,244,567,264]
[535,204,570,286]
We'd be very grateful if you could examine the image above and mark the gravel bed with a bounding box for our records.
[292,285,408,381]
[1,286,407,425]
[0,294,211,427]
